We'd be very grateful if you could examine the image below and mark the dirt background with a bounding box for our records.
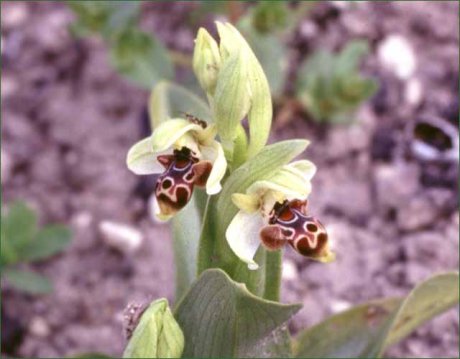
[1,1,459,358]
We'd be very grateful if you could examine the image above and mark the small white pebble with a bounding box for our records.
[3,3,28,29]
[29,317,50,338]
[282,259,298,281]
[72,211,93,228]
[378,35,416,80]
[99,220,143,254]
[405,77,423,106]
[1,149,13,184]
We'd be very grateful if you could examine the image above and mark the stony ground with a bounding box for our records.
[1,1,458,358]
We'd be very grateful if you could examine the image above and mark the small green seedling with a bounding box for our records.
[68,1,173,89]
[296,40,378,124]
[1,201,72,294]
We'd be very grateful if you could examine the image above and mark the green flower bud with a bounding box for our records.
[193,28,221,96]
[192,22,272,163]
[123,299,184,358]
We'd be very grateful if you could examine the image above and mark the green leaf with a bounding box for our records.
[20,225,72,262]
[175,269,301,358]
[123,299,184,358]
[295,40,377,124]
[149,81,212,130]
[3,268,53,295]
[1,201,38,265]
[68,1,140,39]
[383,272,460,349]
[110,29,173,90]
[293,272,459,358]
[172,190,207,302]
[250,1,289,34]
[70,353,113,359]
[198,140,309,297]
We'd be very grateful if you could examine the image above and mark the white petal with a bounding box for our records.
[152,118,203,152]
[201,140,227,195]
[226,210,264,270]
[126,137,164,175]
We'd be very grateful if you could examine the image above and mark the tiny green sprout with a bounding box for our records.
[296,40,378,124]
[1,201,72,294]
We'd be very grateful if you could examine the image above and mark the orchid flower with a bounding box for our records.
[226,160,335,270]
[126,117,227,220]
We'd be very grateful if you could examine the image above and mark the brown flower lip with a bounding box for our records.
[155,147,212,217]
[260,199,330,259]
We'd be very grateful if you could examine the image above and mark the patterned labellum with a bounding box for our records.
[260,199,329,259]
[155,147,211,217]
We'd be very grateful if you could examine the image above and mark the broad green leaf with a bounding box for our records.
[20,225,72,262]
[293,272,459,358]
[123,299,184,358]
[293,298,401,358]
[149,81,212,130]
[172,190,207,302]
[1,201,38,265]
[198,140,309,297]
[3,268,53,295]
[383,272,460,349]
[110,29,173,90]
[175,269,301,358]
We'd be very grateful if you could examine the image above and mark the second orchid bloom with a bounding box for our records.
[126,117,227,220]
[226,160,335,270]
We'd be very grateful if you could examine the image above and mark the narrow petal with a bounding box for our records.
[225,210,264,270]
[195,124,217,146]
[231,193,259,213]
[126,137,164,175]
[201,140,227,195]
[152,119,203,153]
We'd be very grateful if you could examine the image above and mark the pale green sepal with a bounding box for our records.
[126,136,163,175]
[231,193,259,213]
[201,140,227,195]
[213,50,251,147]
[123,299,184,359]
[287,159,316,181]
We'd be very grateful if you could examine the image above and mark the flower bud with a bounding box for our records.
[193,28,221,96]
[123,299,184,358]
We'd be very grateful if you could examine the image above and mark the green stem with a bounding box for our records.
[263,250,282,301]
